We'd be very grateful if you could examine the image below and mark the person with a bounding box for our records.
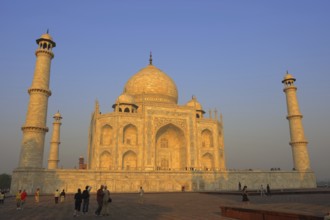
[266,184,271,196]
[0,191,4,204]
[35,188,40,203]
[138,186,144,204]
[60,189,66,203]
[16,190,22,210]
[20,189,27,210]
[238,182,241,191]
[101,186,110,216]
[82,185,92,214]
[94,185,104,216]
[242,185,249,205]
[259,184,265,197]
[73,188,83,217]
[54,189,60,204]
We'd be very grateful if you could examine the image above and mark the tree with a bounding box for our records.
[0,173,11,190]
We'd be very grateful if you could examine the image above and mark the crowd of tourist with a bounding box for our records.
[7,184,133,217]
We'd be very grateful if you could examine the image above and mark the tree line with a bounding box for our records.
[0,173,11,191]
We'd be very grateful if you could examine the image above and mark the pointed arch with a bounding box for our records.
[100,124,113,146]
[155,123,186,170]
[201,153,213,170]
[201,129,213,148]
[123,124,138,145]
[122,150,137,170]
[100,151,112,170]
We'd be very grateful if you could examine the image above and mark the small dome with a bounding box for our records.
[53,111,62,119]
[282,72,296,83]
[186,96,203,110]
[40,33,53,41]
[116,93,135,104]
[36,32,56,47]
[124,64,178,104]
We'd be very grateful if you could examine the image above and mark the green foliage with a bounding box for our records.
[0,173,11,190]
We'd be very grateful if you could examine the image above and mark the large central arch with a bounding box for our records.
[155,123,186,170]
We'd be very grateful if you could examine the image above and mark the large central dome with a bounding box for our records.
[124,64,178,104]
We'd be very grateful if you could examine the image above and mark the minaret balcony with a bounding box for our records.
[286,114,303,119]
[35,48,54,58]
[28,88,52,97]
[21,126,49,133]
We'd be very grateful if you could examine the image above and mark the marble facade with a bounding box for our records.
[10,33,316,194]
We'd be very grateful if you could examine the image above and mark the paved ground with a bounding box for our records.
[0,190,329,220]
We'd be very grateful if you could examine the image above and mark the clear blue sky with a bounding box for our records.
[1,1,329,181]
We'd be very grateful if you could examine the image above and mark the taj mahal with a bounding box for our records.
[10,32,316,194]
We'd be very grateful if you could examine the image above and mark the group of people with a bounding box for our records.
[12,184,144,216]
[94,185,111,216]
[54,189,66,204]
[72,185,93,217]
[238,182,272,204]
[15,189,27,210]
[259,184,271,197]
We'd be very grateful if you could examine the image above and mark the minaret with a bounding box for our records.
[18,32,56,168]
[48,111,62,169]
[282,72,311,171]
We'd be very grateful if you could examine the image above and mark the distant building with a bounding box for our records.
[79,157,87,170]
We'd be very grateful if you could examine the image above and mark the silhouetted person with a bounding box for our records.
[60,189,66,202]
[94,185,104,216]
[82,185,91,214]
[242,185,249,205]
[266,184,271,196]
[138,186,144,204]
[101,186,110,216]
[73,188,82,217]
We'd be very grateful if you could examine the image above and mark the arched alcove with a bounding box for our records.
[100,124,113,146]
[201,129,213,148]
[201,153,213,170]
[122,150,137,170]
[100,151,112,170]
[155,123,186,170]
[123,124,137,145]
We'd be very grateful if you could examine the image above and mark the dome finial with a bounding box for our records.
[47,28,49,34]
[286,70,289,74]
[149,51,153,65]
